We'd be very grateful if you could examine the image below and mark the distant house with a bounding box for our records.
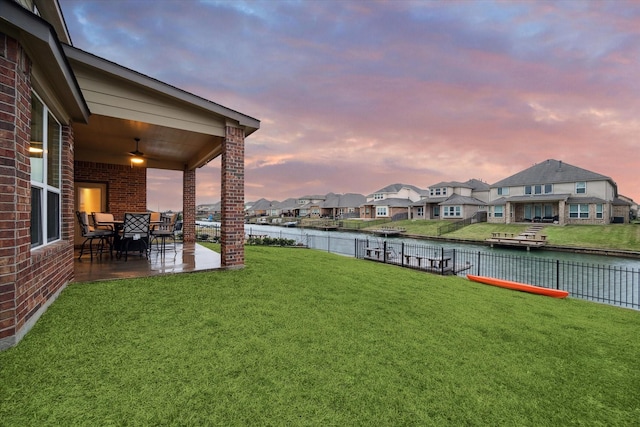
[321,193,366,219]
[488,159,631,225]
[411,179,488,220]
[294,195,327,218]
[245,198,274,217]
[361,184,423,219]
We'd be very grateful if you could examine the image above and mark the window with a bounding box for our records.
[596,204,603,219]
[545,184,553,194]
[30,93,61,247]
[373,193,384,200]
[534,185,542,194]
[442,206,461,217]
[376,206,388,217]
[569,204,589,219]
[494,206,504,218]
[525,186,531,195]
[433,206,440,217]
[497,187,509,196]
[417,207,424,217]
[576,182,586,194]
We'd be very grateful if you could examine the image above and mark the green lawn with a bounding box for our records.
[382,220,640,252]
[1,245,639,425]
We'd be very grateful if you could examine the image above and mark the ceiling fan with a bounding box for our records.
[129,138,145,164]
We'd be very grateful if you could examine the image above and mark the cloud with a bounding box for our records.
[60,0,640,207]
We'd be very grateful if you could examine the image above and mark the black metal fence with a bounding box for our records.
[196,224,639,310]
[355,239,639,310]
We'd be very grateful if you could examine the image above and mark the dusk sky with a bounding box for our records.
[58,0,640,211]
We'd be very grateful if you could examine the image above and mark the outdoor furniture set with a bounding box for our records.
[76,211,178,261]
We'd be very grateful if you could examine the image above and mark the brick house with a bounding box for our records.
[487,159,630,225]
[1,0,259,350]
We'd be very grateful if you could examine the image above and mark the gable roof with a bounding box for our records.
[492,159,614,188]
[439,194,487,206]
[323,193,366,208]
[369,198,414,208]
[464,178,490,191]
[370,183,423,195]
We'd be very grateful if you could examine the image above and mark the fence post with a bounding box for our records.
[477,251,481,276]
[452,248,456,275]
[556,259,560,290]
[401,243,405,266]
[384,241,388,263]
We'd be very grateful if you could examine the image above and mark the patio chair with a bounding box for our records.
[150,213,178,253]
[117,212,151,261]
[75,211,114,260]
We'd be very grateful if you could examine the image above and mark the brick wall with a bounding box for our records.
[220,126,245,268]
[182,169,196,243]
[74,161,146,219]
[1,33,75,350]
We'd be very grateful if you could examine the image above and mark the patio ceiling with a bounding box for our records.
[63,45,259,171]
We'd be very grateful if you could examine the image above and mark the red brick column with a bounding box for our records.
[221,126,245,268]
[0,33,30,348]
[182,169,196,243]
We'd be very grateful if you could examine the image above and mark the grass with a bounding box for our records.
[381,220,640,252]
[1,245,640,425]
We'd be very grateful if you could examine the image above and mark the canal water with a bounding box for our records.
[242,223,640,270]
[194,222,640,308]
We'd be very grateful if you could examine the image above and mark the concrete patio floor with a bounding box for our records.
[73,242,221,283]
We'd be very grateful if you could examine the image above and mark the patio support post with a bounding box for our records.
[182,169,196,243]
[221,125,245,268]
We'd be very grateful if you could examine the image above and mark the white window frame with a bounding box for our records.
[442,206,461,217]
[494,205,504,218]
[376,206,388,217]
[498,187,509,196]
[569,204,589,219]
[576,182,586,194]
[373,193,384,200]
[596,204,603,219]
[30,92,62,248]
[416,206,424,217]
[544,184,553,194]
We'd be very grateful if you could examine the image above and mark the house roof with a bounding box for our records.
[371,183,423,195]
[439,194,487,206]
[1,0,89,124]
[323,193,366,208]
[429,181,470,189]
[65,44,260,171]
[464,178,490,191]
[368,198,414,208]
[492,159,614,188]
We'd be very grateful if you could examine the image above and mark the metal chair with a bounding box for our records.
[75,211,114,260]
[117,212,151,261]
[150,213,178,253]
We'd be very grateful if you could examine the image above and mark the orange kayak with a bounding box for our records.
[467,274,569,298]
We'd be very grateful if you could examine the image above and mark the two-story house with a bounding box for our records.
[411,179,489,220]
[360,184,423,220]
[488,159,630,225]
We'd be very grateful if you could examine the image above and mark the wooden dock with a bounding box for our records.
[485,225,547,250]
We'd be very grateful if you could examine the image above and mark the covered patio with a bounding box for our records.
[64,44,260,275]
[74,242,221,283]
